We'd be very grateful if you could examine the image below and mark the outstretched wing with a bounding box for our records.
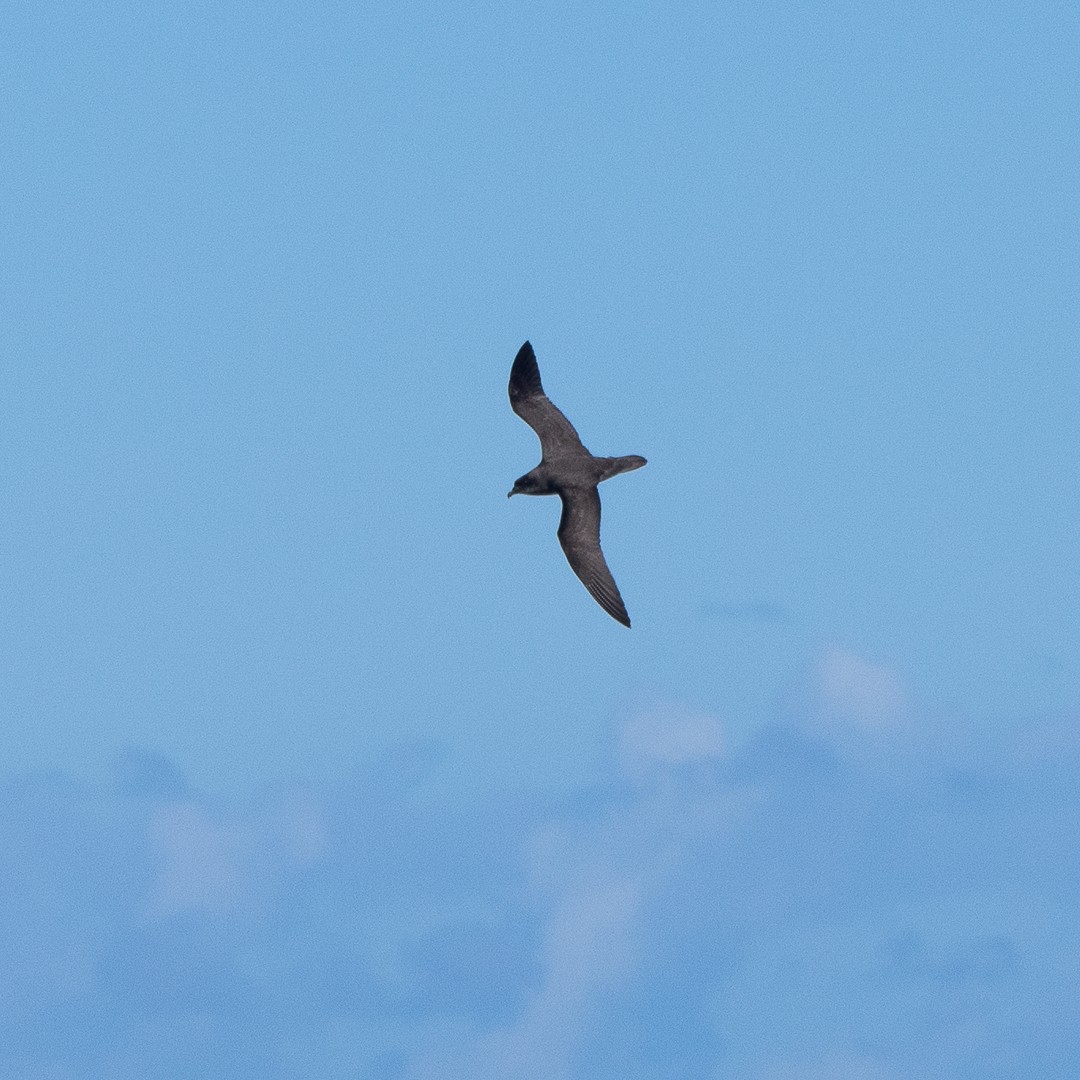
[557,486,631,627]
[509,341,586,457]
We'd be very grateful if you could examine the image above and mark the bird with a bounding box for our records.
[507,340,646,627]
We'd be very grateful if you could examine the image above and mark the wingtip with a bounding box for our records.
[603,598,632,628]
[509,340,544,399]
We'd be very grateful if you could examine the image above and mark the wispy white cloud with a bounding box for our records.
[146,802,253,918]
[787,646,908,735]
[410,877,643,1080]
[618,702,726,777]
[816,647,907,730]
[145,789,327,919]
[2,705,1079,1078]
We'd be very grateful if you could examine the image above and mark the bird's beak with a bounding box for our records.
[507,489,516,498]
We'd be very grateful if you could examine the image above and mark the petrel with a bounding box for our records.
[507,341,646,627]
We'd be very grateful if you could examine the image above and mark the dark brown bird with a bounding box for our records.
[507,341,646,627]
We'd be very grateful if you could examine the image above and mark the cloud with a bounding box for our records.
[774,646,914,772]
[146,802,253,918]
[145,787,327,919]
[618,702,726,778]
[409,877,642,1080]
[405,707,740,1080]
[797,646,908,732]
[2,706,1080,1079]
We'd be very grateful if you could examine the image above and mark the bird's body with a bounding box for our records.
[507,341,646,627]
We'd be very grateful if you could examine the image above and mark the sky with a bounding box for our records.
[2,0,1078,1076]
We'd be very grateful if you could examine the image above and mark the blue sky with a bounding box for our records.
[3,0,1078,1076]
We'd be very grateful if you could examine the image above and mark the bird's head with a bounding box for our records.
[507,473,539,498]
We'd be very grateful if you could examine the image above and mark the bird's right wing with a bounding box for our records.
[557,486,631,627]
[509,341,586,456]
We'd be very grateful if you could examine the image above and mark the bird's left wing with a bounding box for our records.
[556,486,631,627]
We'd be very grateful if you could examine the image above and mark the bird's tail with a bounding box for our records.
[597,455,647,482]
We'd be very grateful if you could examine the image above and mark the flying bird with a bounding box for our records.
[507,340,646,627]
